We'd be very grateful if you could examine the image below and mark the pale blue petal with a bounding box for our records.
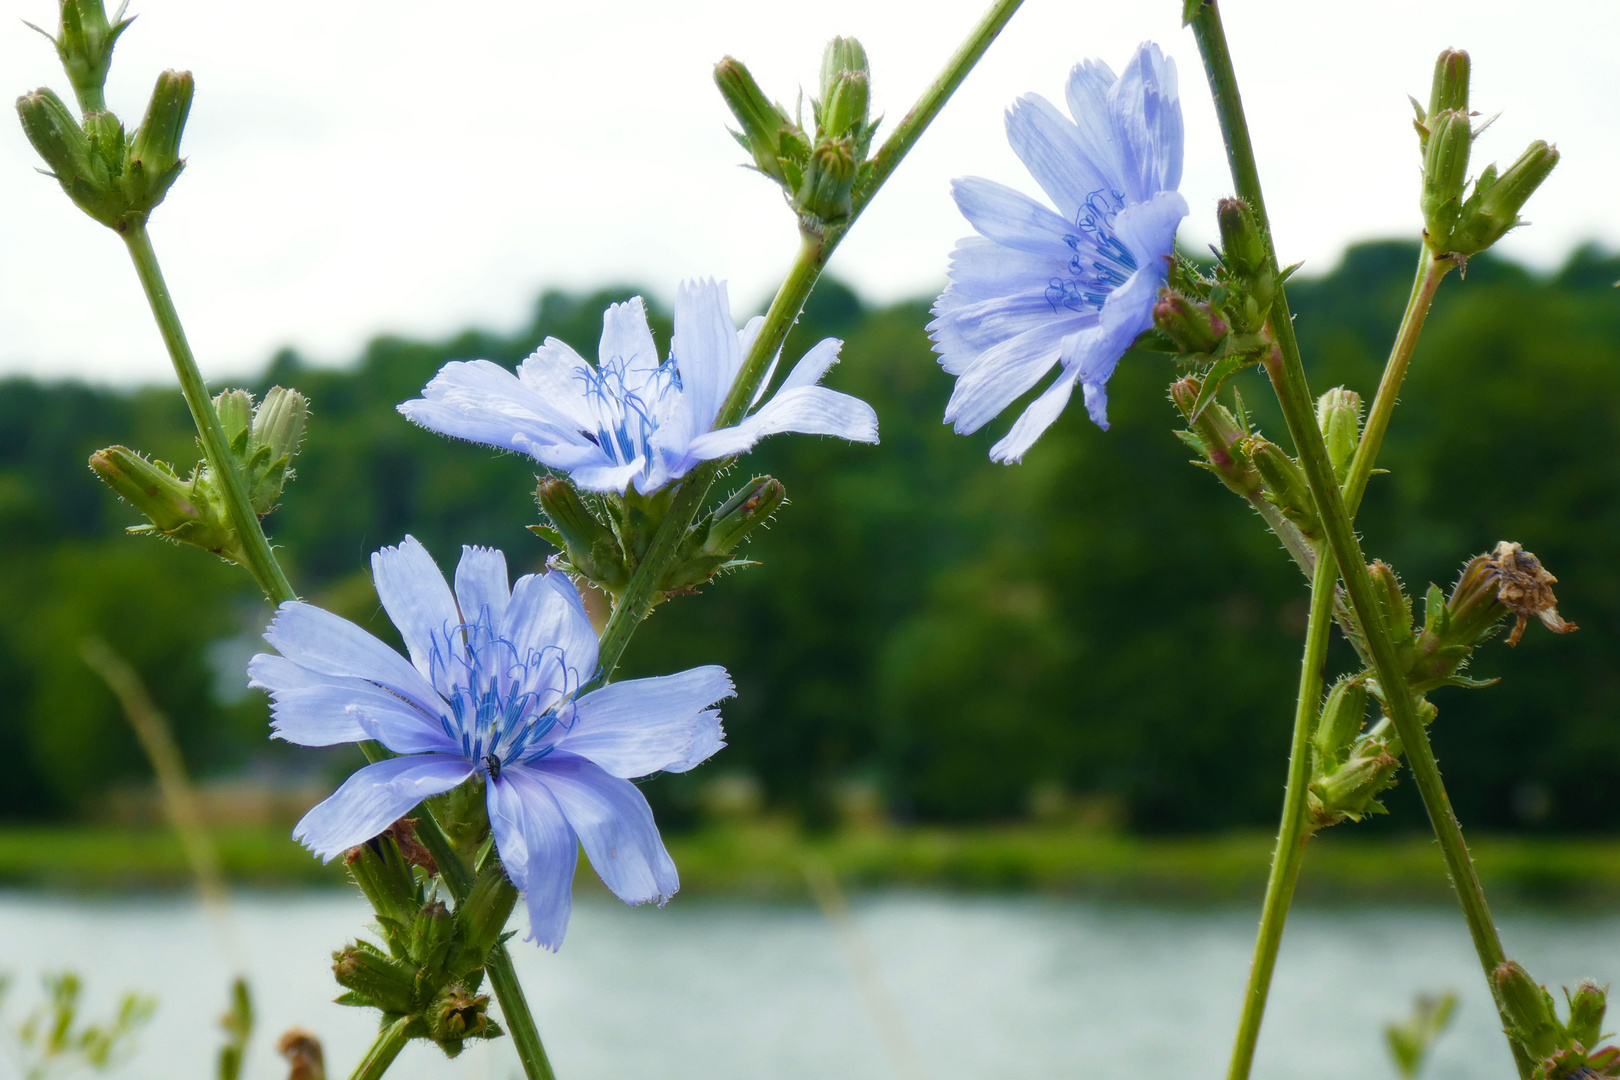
[1113,190,1188,269]
[1005,93,1110,219]
[514,342,598,430]
[533,753,679,906]
[950,178,1076,258]
[668,280,739,447]
[1064,58,1125,193]
[934,237,1068,309]
[293,754,474,862]
[684,386,878,461]
[410,359,588,446]
[777,337,842,393]
[487,766,578,950]
[942,319,1072,434]
[989,362,1083,463]
[454,545,510,629]
[738,316,779,409]
[1112,43,1183,200]
[353,701,460,756]
[662,709,724,774]
[563,666,733,778]
[932,290,1090,375]
[266,681,437,748]
[598,297,661,389]
[371,536,459,683]
[552,456,645,495]
[503,571,599,706]
[262,601,442,716]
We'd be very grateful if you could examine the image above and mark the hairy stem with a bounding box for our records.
[347,1015,414,1080]
[1225,546,1334,1080]
[594,0,1024,681]
[1341,248,1452,515]
[1187,4,1531,1075]
[122,224,297,606]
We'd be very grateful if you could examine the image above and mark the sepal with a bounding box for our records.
[1315,387,1363,485]
[25,0,135,114]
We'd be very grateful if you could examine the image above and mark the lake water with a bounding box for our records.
[3,888,1616,1079]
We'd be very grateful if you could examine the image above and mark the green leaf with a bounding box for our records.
[1190,353,1253,420]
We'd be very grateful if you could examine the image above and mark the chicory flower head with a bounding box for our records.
[929,42,1188,461]
[249,536,733,949]
[398,280,878,494]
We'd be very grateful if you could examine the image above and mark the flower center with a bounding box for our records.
[575,354,682,466]
[428,615,582,771]
[1047,188,1137,313]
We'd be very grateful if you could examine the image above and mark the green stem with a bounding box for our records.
[121,223,298,606]
[594,0,1024,681]
[348,1016,414,1080]
[1340,248,1452,515]
[1187,5,1531,1075]
[126,224,557,1080]
[1226,545,1335,1080]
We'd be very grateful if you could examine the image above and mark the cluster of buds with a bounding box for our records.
[334,821,515,1058]
[534,475,786,603]
[1151,199,1298,416]
[715,36,879,233]
[1494,962,1619,1079]
[1308,676,1403,826]
[17,1,194,232]
[1413,49,1559,261]
[90,386,307,563]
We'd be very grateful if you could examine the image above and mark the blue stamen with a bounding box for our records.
[1047,189,1136,314]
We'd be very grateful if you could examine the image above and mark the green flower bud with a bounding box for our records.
[1244,437,1320,540]
[333,942,419,1016]
[1153,291,1228,355]
[1310,742,1399,826]
[343,834,425,945]
[1495,961,1564,1062]
[1171,377,1258,493]
[1315,387,1363,484]
[16,88,91,186]
[535,477,630,593]
[425,984,497,1054]
[26,0,134,114]
[820,37,869,101]
[1450,141,1559,256]
[88,445,233,553]
[412,899,456,975]
[253,386,309,465]
[450,865,519,978]
[1427,49,1470,127]
[1217,198,1275,312]
[714,57,802,186]
[1421,109,1473,250]
[820,70,870,142]
[1565,980,1608,1050]
[125,69,193,211]
[1367,560,1417,661]
[1312,677,1368,766]
[703,475,786,556]
[797,136,857,226]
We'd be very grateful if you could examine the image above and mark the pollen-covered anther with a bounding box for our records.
[1486,541,1577,646]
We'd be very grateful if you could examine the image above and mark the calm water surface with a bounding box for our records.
[3,889,1616,1079]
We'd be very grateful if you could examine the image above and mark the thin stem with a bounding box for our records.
[1226,546,1335,1080]
[1341,249,1452,515]
[121,223,297,606]
[125,224,556,1080]
[1187,4,1531,1074]
[595,0,1024,681]
[348,1016,414,1080]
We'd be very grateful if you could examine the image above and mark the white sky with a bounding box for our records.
[1,0,1615,385]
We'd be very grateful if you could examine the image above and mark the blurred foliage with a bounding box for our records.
[0,242,1615,833]
[1385,991,1458,1079]
[0,971,155,1079]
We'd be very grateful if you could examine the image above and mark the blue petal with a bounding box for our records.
[989,359,1083,463]
[563,666,733,778]
[262,601,442,716]
[405,359,590,453]
[513,343,598,431]
[454,545,510,629]
[352,701,460,756]
[950,178,1077,258]
[487,766,578,950]
[258,671,440,749]
[598,296,662,389]
[666,279,739,450]
[293,754,474,862]
[942,319,1072,434]
[1064,58,1125,194]
[1005,93,1112,220]
[531,753,679,906]
[662,710,724,774]
[777,337,842,393]
[684,386,879,462]
[371,536,459,684]
[1112,43,1183,201]
[503,571,600,707]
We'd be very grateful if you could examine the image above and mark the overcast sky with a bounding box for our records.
[2,0,1615,385]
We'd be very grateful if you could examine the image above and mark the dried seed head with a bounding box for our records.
[1486,541,1577,646]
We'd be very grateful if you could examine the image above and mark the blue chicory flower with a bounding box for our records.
[929,41,1189,461]
[248,536,733,949]
[398,280,878,494]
